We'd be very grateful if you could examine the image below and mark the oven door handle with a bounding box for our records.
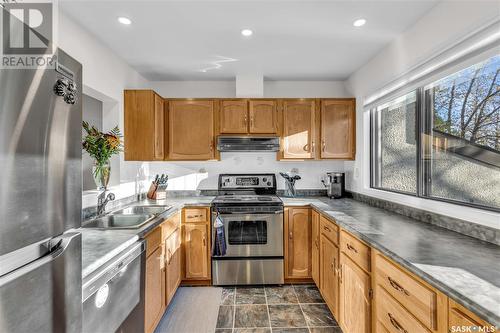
[216,210,283,215]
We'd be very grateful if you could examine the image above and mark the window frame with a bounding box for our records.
[369,56,500,213]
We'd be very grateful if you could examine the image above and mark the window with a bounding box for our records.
[371,55,500,211]
[371,91,418,194]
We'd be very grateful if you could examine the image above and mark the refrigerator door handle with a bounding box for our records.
[0,232,82,333]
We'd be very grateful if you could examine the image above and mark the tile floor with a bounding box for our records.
[215,285,343,333]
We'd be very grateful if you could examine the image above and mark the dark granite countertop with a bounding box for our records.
[282,197,500,327]
[80,195,500,326]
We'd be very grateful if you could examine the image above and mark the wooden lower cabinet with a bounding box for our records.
[145,245,163,333]
[320,234,339,318]
[184,223,210,280]
[311,210,320,285]
[339,253,371,333]
[448,299,495,333]
[165,228,181,305]
[285,207,312,279]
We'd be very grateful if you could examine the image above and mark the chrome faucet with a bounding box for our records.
[97,191,115,216]
[279,172,302,197]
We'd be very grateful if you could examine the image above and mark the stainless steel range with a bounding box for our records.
[211,174,284,285]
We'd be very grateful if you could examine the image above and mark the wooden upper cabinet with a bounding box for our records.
[285,208,312,279]
[339,253,371,333]
[249,100,278,134]
[320,99,356,159]
[281,100,316,159]
[154,94,165,160]
[124,90,165,161]
[168,100,215,160]
[219,100,248,134]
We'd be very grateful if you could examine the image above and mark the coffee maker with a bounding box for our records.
[322,172,345,199]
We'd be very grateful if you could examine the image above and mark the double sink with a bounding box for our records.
[83,205,171,229]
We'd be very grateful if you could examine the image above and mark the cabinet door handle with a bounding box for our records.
[339,263,343,284]
[210,140,214,152]
[202,236,206,247]
[388,277,410,296]
[323,226,331,232]
[311,141,315,153]
[333,258,337,275]
[289,232,293,240]
[167,248,172,265]
[346,243,358,253]
[322,140,326,152]
[388,313,408,333]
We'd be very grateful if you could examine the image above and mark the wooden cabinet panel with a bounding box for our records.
[145,227,162,258]
[311,210,320,286]
[168,100,214,160]
[220,100,248,134]
[285,208,312,279]
[339,253,371,333]
[249,100,278,134]
[340,230,370,273]
[320,215,339,245]
[449,299,493,333]
[166,228,181,305]
[184,224,209,279]
[145,246,163,333]
[376,286,431,333]
[154,94,165,160]
[124,90,165,161]
[281,100,316,159]
[320,99,355,159]
[320,234,339,318]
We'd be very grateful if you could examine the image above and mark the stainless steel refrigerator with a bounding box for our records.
[0,49,83,332]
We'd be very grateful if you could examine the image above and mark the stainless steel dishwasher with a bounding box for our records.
[82,241,145,333]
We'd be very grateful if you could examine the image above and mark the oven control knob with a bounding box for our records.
[263,177,267,182]
[267,181,271,186]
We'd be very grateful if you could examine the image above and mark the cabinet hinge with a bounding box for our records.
[369,288,374,299]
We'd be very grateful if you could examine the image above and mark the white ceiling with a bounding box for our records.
[60,0,439,81]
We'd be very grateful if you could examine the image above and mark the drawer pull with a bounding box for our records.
[388,277,410,296]
[323,226,331,232]
[187,214,202,218]
[346,243,358,253]
[388,313,408,333]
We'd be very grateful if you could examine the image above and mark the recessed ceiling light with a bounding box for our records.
[353,19,366,27]
[241,29,253,37]
[118,16,132,25]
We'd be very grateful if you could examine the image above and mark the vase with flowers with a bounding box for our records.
[82,121,122,190]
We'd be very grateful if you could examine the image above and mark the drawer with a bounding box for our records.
[145,226,162,257]
[376,286,431,333]
[375,254,438,330]
[340,230,370,272]
[165,228,181,264]
[183,208,209,223]
[320,215,338,244]
[162,212,181,239]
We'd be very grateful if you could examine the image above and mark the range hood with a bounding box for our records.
[217,136,280,152]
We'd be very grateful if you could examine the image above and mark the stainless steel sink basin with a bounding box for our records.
[82,214,154,229]
[111,205,170,216]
